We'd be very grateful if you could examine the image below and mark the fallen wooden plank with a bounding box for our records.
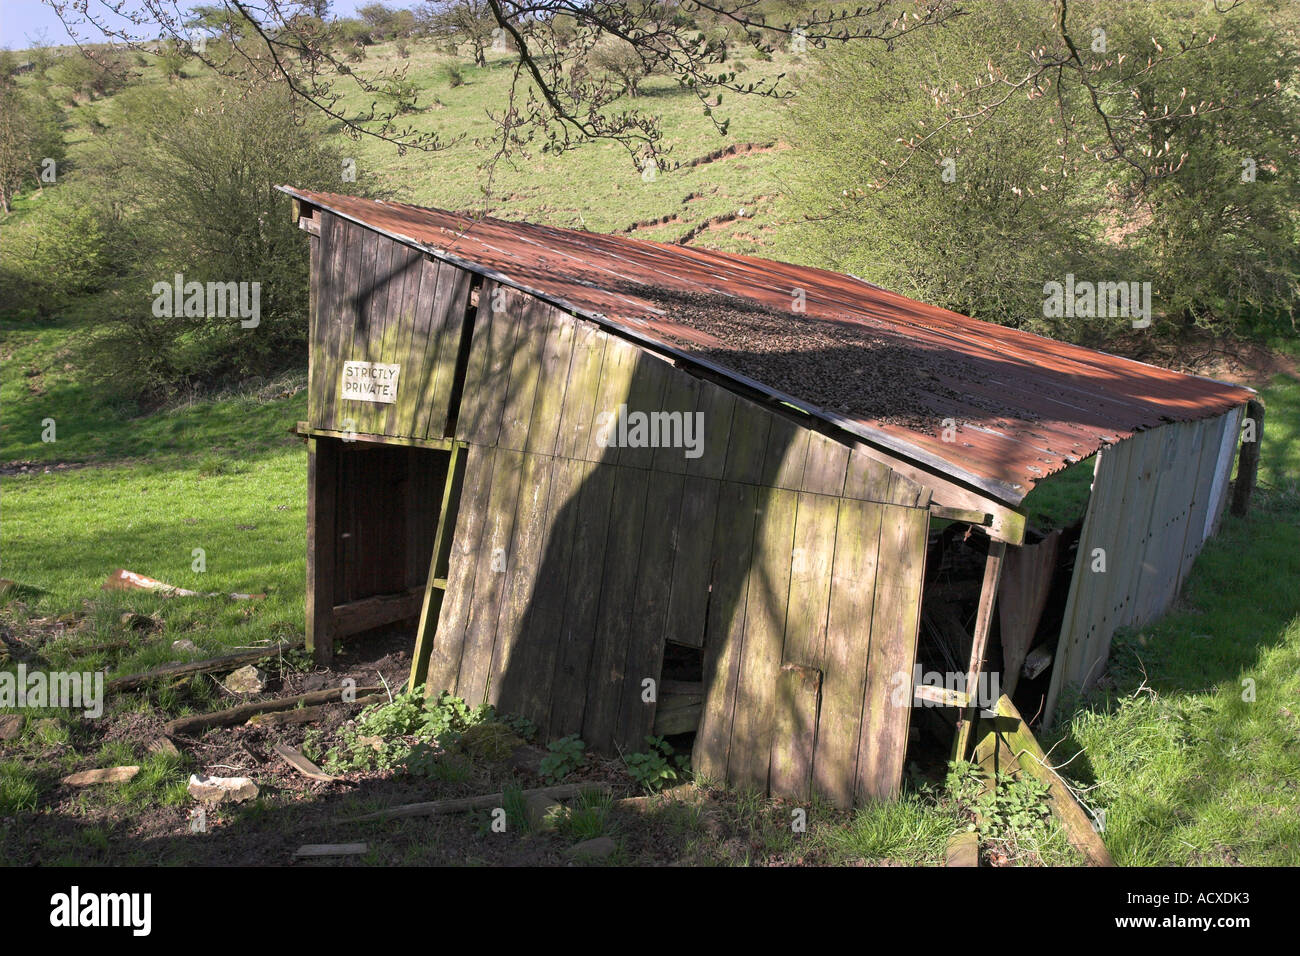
[348,783,606,822]
[102,568,265,600]
[108,642,301,692]
[945,830,979,867]
[978,694,1115,867]
[333,587,426,638]
[246,693,386,728]
[61,766,139,786]
[294,843,368,860]
[165,685,384,737]
[273,743,337,782]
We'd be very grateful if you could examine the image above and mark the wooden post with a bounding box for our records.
[306,437,338,666]
[953,539,1006,761]
[1230,399,1265,517]
[408,443,464,691]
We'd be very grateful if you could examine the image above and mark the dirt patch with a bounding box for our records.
[674,140,788,170]
[1103,329,1299,390]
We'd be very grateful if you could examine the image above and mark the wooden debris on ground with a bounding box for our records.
[294,843,368,861]
[102,568,266,600]
[945,830,979,867]
[974,694,1115,867]
[348,782,606,822]
[107,641,301,692]
[164,684,383,737]
[61,766,140,786]
[245,693,386,728]
[272,743,336,783]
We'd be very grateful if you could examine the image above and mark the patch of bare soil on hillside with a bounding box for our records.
[1103,330,1299,389]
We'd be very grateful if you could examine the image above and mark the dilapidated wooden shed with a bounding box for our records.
[280,186,1257,808]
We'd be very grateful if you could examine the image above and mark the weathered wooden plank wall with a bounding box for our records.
[1044,409,1244,722]
[310,212,473,440]
[308,222,934,804]
[421,286,930,803]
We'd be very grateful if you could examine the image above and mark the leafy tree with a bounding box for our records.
[0,80,66,213]
[791,0,1300,338]
[89,80,358,394]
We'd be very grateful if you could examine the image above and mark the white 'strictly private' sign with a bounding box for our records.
[342,361,400,404]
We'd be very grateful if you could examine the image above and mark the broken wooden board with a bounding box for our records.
[273,743,337,783]
[294,843,368,861]
[165,685,384,737]
[107,642,301,692]
[348,783,606,822]
[974,694,1114,867]
[998,530,1060,698]
[945,830,979,867]
[61,766,139,786]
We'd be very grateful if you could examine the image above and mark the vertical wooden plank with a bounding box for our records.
[692,481,759,783]
[512,456,585,727]
[305,438,338,666]
[379,245,426,437]
[953,539,1007,761]
[855,504,928,802]
[581,466,651,752]
[415,262,473,439]
[615,471,686,750]
[761,415,810,491]
[553,320,608,460]
[456,280,520,446]
[686,381,735,481]
[661,475,722,649]
[456,447,526,706]
[650,371,702,476]
[393,257,442,439]
[344,227,383,434]
[426,446,495,696]
[497,293,553,452]
[780,492,840,667]
[800,432,850,497]
[768,663,823,803]
[307,232,323,424]
[486,452,554,710]
[584,336,640,462]
[727,487,798,791]
[547,460,616,737]
[615,352,670,470]
[524,309,577,457]
[315,214,347,429]
[1230,398,1265,517]
[722,396,772,485]
[1207,406,1244,538]
[843,448,896,502]
[812,497,885,808]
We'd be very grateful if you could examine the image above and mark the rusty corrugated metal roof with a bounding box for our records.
[279,187,1255,506]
